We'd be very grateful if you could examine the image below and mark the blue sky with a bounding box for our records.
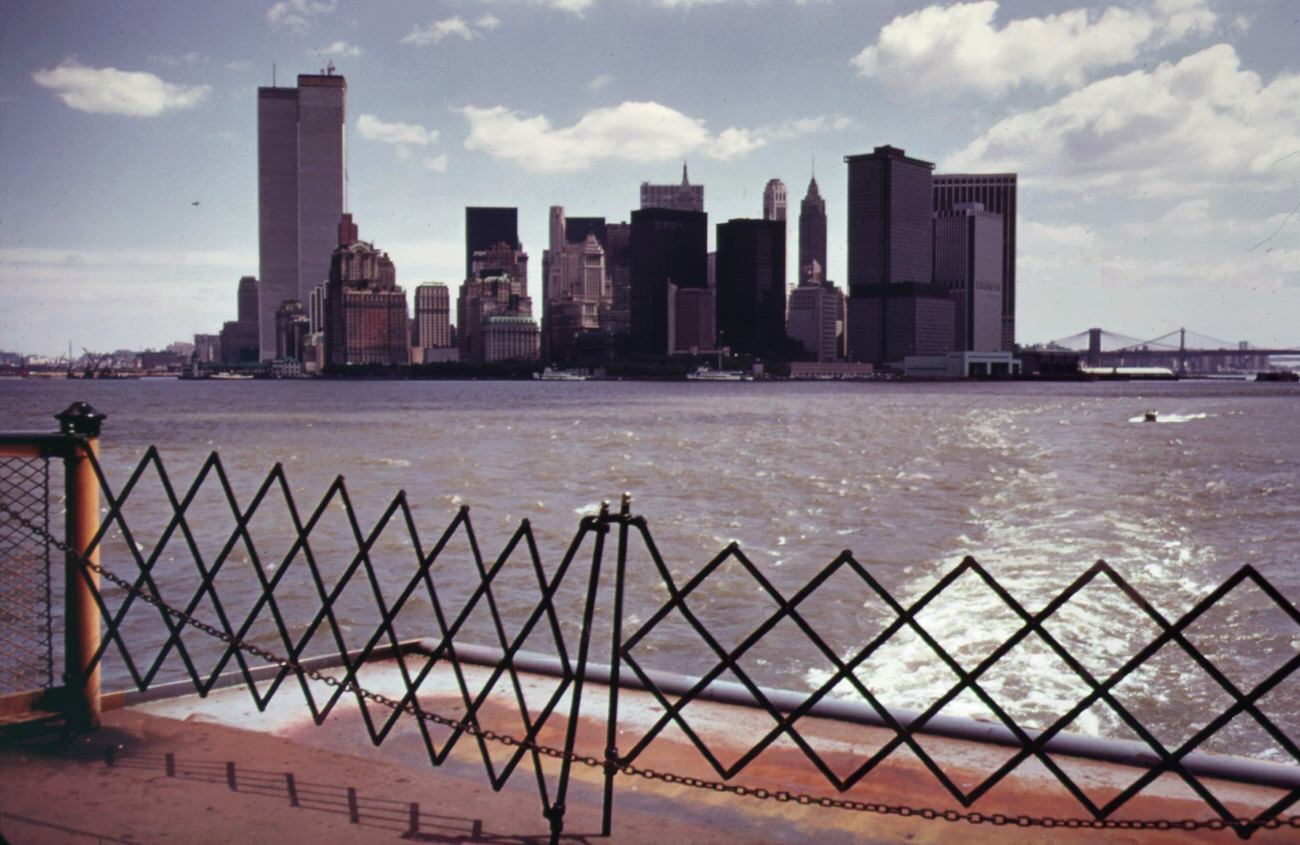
[2,0,1298,355]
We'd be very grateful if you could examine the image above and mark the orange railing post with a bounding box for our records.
[56,401,107,729]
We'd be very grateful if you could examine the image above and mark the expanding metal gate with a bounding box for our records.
[1,401,1298,843]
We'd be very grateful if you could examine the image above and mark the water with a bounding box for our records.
[2,378,1297,760]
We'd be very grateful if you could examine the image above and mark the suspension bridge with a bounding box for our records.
[1046,327,1300,374]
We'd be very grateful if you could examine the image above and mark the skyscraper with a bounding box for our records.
[715,219,787,359]
[933,174,1017,351]
[220,276,260,364]
[798,176,827,286]
[258,72,347,360]
[324,214,409,367]
[414,283,452,349]
[630,207,707,355]
[543,206,609,361]
[934,203,1003,353]
[465,207,521,280]
[845,145,949,365]
[762,179,787,222]
[640,163,704,212]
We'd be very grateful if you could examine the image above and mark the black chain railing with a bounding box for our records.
[1,437,1299,843]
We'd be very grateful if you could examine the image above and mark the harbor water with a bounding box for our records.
[2,378,1297,761]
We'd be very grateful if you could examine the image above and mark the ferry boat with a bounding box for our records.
[535,368,589,381]
[686,367,752,381]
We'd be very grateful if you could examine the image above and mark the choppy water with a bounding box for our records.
[2,378,1297,760]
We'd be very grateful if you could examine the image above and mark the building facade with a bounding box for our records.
[715,218,787,359]
[274,299,311,361]
[220,275,260,364]
[762,179,787,222]
[257,72,347,360]
[629,207,708,356]
[934,203,1003,353]
[543,207,612,361]
[787,282,842,363]
[933,173,1017,351]
[640,163,704,212]
[465,207,521,280]
[414,283,452,350]
[798,176,827,287]
[324,214,409,367]
[845,145,943,365]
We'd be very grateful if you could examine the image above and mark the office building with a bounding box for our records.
[641,163,704,212]
[543,207,611,361]
[845,145,946,365]
[324,214,410,367]
[414,283,453,350]
[258,71,347,360]
[465,207,521,279]
[482,315,541,362]
[220,276,260,364]
[668,284,716,353]
[274,299,310,361]
[763,179,787,222]
[715,218,787,358]
[933,173,1017,350]
[193,334,220,364]
[604,222,632,342]
[798,176,827,287]
[787,263,842,363]
[629,207,708,355]
[934,202,1003,352]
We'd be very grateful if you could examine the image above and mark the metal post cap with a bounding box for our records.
[56,401,108,436]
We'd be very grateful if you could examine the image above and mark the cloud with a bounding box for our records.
[943,45,1300,195]
[758,114,852,140]
[852,0,1216,98]
[400,15,499,46]
[226,59,254,71]
[423,154,449,173]
[587,73,615,91]
[314,41,361,58]
[32,60,211,117]
[460,101,765,172]
[267,0,336,32]
[358,114,439,147]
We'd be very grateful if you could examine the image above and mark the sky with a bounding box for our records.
[2,0,1298,356]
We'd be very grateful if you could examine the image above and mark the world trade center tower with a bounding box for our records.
[257,72,347,360]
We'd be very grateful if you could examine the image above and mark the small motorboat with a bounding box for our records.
[1143,410,1157,422]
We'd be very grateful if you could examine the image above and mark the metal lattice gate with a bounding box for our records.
[0,455,54,695]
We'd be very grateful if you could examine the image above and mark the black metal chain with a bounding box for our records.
[3,499,1297,834]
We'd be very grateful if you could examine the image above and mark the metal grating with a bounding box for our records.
[2,442,1296,840]
[0,457,54,694]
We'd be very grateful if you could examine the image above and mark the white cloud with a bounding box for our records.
[267,0,336,32]
[852,0,1216,98]
[32,60,211,117]
[944,45,1300,195]
[758,114,852,140]
[587,73,615,91]
[460,101,766,172]
[315,41,362,58]
[401,15,499,46]
[358,114,439,147]
[423,154,449,173]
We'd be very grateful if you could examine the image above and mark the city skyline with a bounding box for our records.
[2,1,1298,355]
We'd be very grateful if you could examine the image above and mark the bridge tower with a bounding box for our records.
[1087,328,1102,367]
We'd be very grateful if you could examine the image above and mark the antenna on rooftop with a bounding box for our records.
[272,62,277,87]
[326,59,336,76]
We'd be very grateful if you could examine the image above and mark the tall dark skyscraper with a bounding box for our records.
[933,174,1017,351]
[565,217,607,247]
[629,207,707,355]
[798,175,827,285]
[845,145,948,365]
[465,207,521,279]
[934,203,1003,353]
[715,219,787,358]
[258,72,347,360]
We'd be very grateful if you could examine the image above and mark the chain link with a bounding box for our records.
[4,499,1298,834]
